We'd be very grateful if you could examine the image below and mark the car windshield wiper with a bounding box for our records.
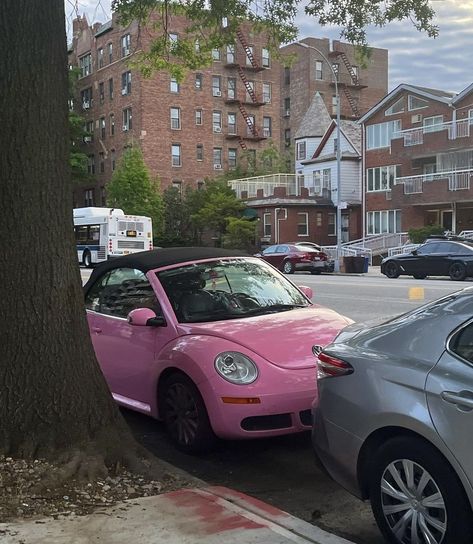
[245,303,307,316]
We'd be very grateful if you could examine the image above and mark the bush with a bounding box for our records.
[408,224,445,243]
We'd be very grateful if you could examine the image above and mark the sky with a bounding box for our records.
[65,0,473,93]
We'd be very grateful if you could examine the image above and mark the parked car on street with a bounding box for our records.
[381,236,473,280]
[312,287,473,544]
[83,247,351,452]
[256,244,334,274]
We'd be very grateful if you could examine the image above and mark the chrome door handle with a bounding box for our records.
[441,391,473,411]
[91,327,102,334]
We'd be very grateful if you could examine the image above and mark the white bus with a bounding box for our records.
[73,207,153,267]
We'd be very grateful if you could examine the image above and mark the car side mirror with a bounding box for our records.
[411,250,418,255]
[298,285,313,300]
[127,308,166,327]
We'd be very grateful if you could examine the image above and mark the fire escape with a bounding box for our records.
[223,28,267,151]
[329,50,367,118]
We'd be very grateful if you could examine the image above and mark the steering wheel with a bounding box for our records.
[227,292,260,310]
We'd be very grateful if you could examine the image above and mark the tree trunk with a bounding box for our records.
[0,1,136,466]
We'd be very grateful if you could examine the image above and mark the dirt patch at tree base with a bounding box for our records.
[0,455,191,522]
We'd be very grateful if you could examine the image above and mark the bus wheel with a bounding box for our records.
[82,250,93,268]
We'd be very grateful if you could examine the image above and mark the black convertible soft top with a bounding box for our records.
[84,247,249,291]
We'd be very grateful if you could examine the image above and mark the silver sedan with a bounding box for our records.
[312,286,473,544]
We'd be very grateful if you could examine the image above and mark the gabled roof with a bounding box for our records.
[358,83,454,124]
[302,119,361,164]
[95,20,113,37]
[295,92,332,139]
[452,82,473,105]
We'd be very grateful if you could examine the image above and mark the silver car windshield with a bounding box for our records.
[156,257,309,323]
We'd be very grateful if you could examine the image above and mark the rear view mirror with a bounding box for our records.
[127,308,166,327]
[298,285,313,300]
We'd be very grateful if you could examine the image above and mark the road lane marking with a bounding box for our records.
[409,287,425,300]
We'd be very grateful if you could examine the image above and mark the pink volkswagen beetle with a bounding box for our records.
[84,247,352,452]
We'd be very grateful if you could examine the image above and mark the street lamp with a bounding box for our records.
[295,42,342,272]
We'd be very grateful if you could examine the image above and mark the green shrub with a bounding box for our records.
[408,225,444,243]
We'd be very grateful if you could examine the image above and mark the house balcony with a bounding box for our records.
[395,168,473,195]
[392,119,472,148]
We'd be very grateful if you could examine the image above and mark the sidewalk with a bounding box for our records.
[0,486,355,544]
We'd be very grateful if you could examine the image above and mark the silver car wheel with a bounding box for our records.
[381,459,447,544]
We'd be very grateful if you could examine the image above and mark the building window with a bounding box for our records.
[245,80,255,102]
[226,45,235,64]
[367,165,401,192]
[247,114,255,136]
[172,180,182,194]
[296,141,306,160]
[110,149,116,171]
[212,48,221,61]
[284,97,290,116]
[100,186,106,205]
[212,76,221,97]
[195,73,202,90]
[84,120,94,143]
[172,144,181,167]
[263,116,272,138]
[469,109,473,125]
[246,45,254,66]
[247,149,256,171]
[263,213,271,237]
[170,77,179,93]
[385,97,404,115]
[228,112,236,135]
[367,210,402,234]
[97,48,104,69]
[109,113,115,136]
[108,43,113,64]
[80,87,93,109]
[195,109,203,125]
[196,144,203,161]
[170,107,181,130]
[169,33,178,44]
[213,147,222,169]
[352,66,359,81]
[262,83,271,103]
[121,34,131,57]
[79,53,92,77]
[108,78,114,99]
[212,111,222,132]
[227,77,236,100]
[423,115,444,133]
[262,48,270,68]
[315,60,323,80]
[311,169,331,196]
[84,188,94,206]
[297,213,309,236]
[122,107,132,131]
[228,148,237,169]
[100,117,106,139]
[408,94,429,111]
[121,71,132,95]
[194,39,200,52]
[99,151,105,173]
[87,155,95,175]
[316,212,322,227]
[99,82,105,103]
[328,213,336,236]
[366,120,402,150]
[284,128,291,146]
[284,67,290,85]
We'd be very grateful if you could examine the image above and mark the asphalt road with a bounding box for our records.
[80,267,469,544]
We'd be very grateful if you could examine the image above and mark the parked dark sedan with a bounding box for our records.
[381,237,473,281]
[256,244,334,274]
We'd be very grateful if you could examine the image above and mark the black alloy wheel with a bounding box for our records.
[369,436,473,544]
[162,373,216,453]
[449,262,467,281]
[384,261,400,279]
[283,260,295,274]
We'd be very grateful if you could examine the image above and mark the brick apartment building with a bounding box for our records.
[360,83,473,237]
[68,13,281,207]
[280,37,388,149]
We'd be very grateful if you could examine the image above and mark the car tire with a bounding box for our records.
[413,274,427,280]
[449,262,467,281]
[283,261,295,274]
[369,436,473,544]
[161,373,216,453]
[82,250,93,268]
[384,261,400,279]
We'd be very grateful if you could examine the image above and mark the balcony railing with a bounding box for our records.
[395,168,473,194]
[393,119,472,147]
[228,173,299,199]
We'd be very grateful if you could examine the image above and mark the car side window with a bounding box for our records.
[262,246,276,255]
[450,323,473,364]
[277,245,289,253]
[417,243,439,255]
[85,268,161,319]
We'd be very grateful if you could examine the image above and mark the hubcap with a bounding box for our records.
[451,265,462,279]
[380,459,446,544]
[165,383,199,446]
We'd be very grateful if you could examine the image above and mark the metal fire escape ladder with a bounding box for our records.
[236,29,259,70]
[238,137,248,150]
[339,52,359,85]
[342,87,360,117]
[237,66,258,103]
[238,103,258,137]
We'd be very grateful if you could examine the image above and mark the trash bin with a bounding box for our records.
[343,256,355,273]
[352,256,365,273]
[363,256,369,273]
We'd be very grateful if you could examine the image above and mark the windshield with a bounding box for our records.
[156,257,310,323]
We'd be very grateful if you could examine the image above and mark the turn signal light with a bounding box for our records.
[221,397,261,404]
[317,352,353,379]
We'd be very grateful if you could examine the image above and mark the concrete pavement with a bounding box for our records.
[0,486,355,544]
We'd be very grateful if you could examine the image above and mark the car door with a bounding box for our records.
[85,267,174,409]
[274,245,290,269]
[261,245,279,267]
[425,320,473,482]
[403,242,439,275]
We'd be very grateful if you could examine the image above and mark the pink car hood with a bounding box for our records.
[177,306,352,370]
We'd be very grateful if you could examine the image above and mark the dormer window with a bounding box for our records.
[296,141,306,160]
[408,95,429,111]
[385,97,404,116]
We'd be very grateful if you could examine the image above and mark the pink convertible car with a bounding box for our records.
[84,247,352,451]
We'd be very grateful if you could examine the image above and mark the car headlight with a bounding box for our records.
[214,352,258,385]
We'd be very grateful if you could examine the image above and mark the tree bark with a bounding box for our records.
[0,1,137,467]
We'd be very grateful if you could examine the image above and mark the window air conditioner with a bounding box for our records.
[84,136,92,143]
[411,114,422,123]
[214,127,222,133]
[214,164,222,169]
[214,90,222,97]
[284,110,290,117]
[122,125,128,131]
[121,88,127,95]
[83,101,90,109]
